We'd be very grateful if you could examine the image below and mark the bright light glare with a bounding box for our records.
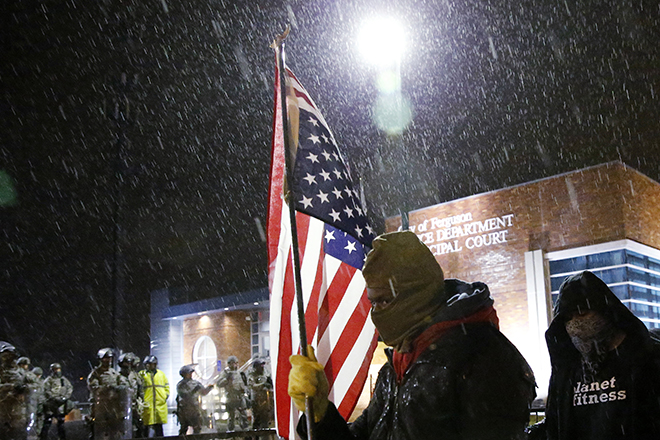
[358,17,406,66]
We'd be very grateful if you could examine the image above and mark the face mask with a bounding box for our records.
[53,370,62,378]
[565,312,614,366]
[370,284,443,352]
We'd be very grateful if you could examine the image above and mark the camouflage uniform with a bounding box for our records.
[29,371,45,439]
[247,367,273,430]
[216,365,248,431]
[118,354,143,438]
[0,344,30,440]
[17,359,39,440]
[88,365,131,440]
[41,371,73,440]
[176,377,207,435]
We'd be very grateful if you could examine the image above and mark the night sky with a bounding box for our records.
[2,0,660,395]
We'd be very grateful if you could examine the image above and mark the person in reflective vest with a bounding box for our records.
[139,355,169,437]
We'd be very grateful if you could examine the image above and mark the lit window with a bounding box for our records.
[192,335,217,380]
[547,239,660,329]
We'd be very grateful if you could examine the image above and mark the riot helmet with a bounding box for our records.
[97,348,114,359]
[227,355,239,370]
[252,358,265,372]
[97,348,114,368]
[17,356,30,367]
[143,355,158,372]
[179,364,196,377]
[121,352,138,369]
[32,367,43,377]
[0,341,17,365]
[50,362,62,377]
[0,341,16,354]
[117,353,131,366]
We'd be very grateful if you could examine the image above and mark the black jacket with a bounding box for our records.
[302,280,536,440]
[538,271,660,440]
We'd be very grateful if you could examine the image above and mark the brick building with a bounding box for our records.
[385,161,660,396]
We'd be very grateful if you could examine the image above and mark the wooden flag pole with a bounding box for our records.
[272,25,317,438]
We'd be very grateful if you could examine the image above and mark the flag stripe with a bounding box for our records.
[326,300,373,395]
[273,218,295,439]
[315,253,342,335]
[336,330,379,416]
[286,68,331,130]
[320,275,371,390]
[317,262,358,342]
[267,57,285,268]
[301,216,324,343]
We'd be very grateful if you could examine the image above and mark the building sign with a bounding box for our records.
[412,213,515,256]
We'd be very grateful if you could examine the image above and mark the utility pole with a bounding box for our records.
[110,70,129,351]
[105,1,140,350]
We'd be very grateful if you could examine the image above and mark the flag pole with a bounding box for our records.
[272,26,317,437]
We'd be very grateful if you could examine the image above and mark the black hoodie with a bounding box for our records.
[540,271,660,440]
[301,279,536,440]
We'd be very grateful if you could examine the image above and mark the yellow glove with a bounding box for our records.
[288,345,329,423]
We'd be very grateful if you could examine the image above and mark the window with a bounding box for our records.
[547,240,660,329]
[251,311,270,357]
[192,335,217,380]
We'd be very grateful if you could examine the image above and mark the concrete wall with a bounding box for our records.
[150,289,183,409]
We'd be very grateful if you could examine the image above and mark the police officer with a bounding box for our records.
[0,341,30,440]
[16,357,39,440]
[30,368,45,440]
[216,356,248,432]
[247,359,273,430]
[41,363,72,440]
[16,357,31,373]
[87,348,127,440]
[139,355,169,437]
[176,364,213,435]
[118,353,143,438]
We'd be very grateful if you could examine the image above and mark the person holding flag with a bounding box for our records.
[288,231,537,440]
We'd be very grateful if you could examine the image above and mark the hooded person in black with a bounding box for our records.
[288,231,536,440]
[529,270,660,439]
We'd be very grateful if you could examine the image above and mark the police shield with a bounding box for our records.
[93,386,132,440]
[25,386,38,440]
[0,380,28,440]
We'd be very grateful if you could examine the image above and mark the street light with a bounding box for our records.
[358,17,412,229]
[357,17,406,68]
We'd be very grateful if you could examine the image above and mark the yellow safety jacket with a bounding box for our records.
[139,369,169,425]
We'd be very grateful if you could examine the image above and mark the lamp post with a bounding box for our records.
[358,17,412,230]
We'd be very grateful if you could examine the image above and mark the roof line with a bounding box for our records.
[408,160,650,215]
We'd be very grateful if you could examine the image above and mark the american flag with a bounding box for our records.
[268,47,378,439]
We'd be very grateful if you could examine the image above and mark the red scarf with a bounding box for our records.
[392,305,499,383]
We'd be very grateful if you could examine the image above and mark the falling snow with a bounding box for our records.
[1,0,660,395]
